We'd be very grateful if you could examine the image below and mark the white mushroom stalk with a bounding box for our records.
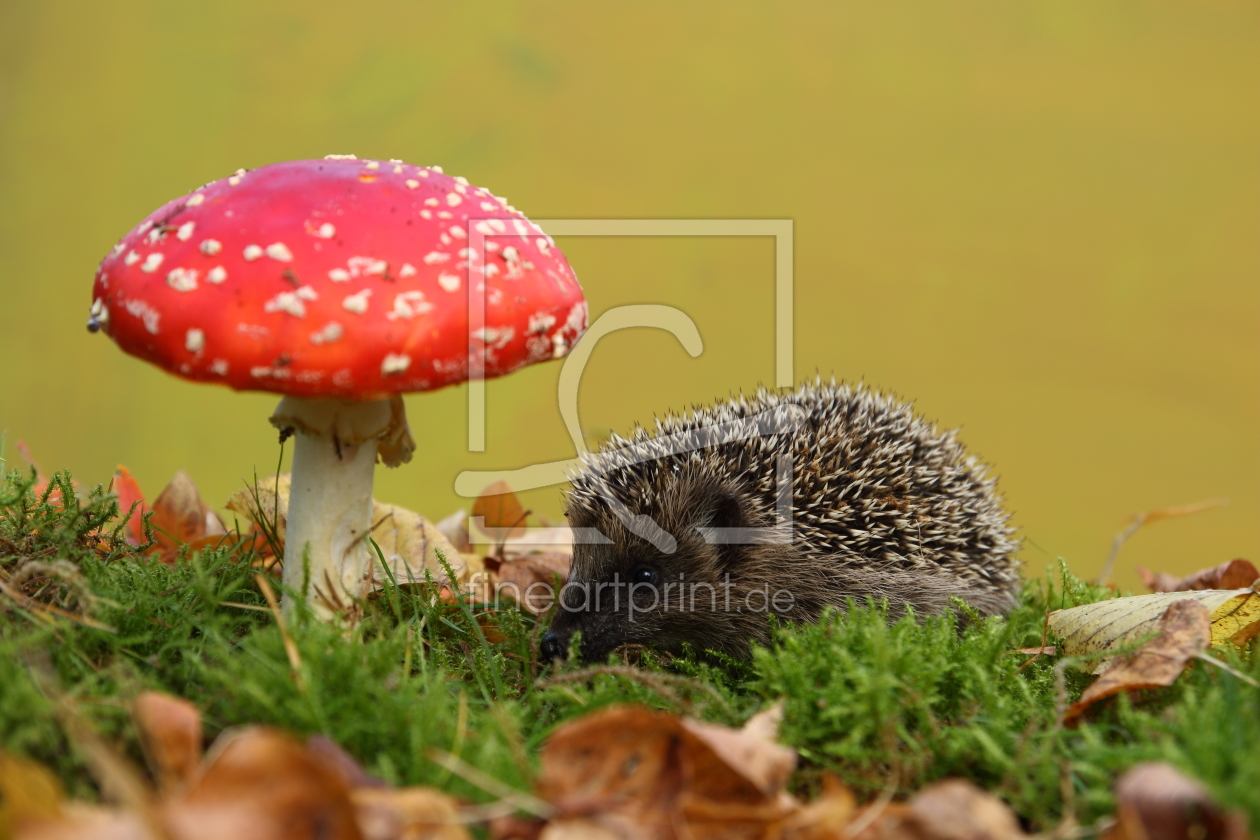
[269,395,415,621]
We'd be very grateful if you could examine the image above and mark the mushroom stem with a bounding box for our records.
[285,426,377,621]
[270,395,415,623]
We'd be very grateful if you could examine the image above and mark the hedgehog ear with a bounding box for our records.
[698,489,750,567]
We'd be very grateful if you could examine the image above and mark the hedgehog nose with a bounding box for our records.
[539,631,569,662]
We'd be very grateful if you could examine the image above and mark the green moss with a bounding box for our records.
[1,468,1257,829]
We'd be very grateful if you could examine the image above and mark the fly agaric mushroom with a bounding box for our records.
[89,157,587,623]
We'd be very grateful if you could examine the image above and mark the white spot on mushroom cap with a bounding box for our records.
[111,243,126,258]
[266,242,293,262]
[166,267,199,292]
[346,256,387,277]
[342,289,372,314]
[124,299,160,334]
[89,297,110,327]
[437,211,453,219]
[210,359,228,375]
[398,263,417,278]
[382,353,411,375]
[450,225,466,239]
[177,222,196,241]
[430,165,444,173]
[536,238,551,255]
[483,263,500,278]
[529,312,557,334]
[405,179,420,189]
[185,328,205,353]
[328,268,351,282]
[438,272,460,293]
[140,253,165,273]
[324,154,358,160]
[207,266,227,283]
[502,246,519,261]
[424,198,439,207]
[200,239,222,255]
[125,250,141,266]
[365,160,380,170]
[318,223,336,239]
[445,193,462,207]
[310,322,344,345]
[264,288,315,318]
[454,176,468,185]
[479,202,497,212]
[146,227,165,245]
[419,210,432,219]
[243,244,263,261]
[423,251,450,265]
[387,291,433,320]
[186,193,205,207]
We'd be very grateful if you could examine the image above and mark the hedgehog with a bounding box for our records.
[538,380,1020,662]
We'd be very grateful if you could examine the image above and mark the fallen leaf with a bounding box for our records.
[1104,762,1249,840]
[472,482,529,544]
[1139,559,1259,594]
[1063,600,1210,725]
[167,727,363,840]
[781,775,855,840]
[0,752,64,834]
[353,787,471,840]
[435,510,472,554]
[112,466,148,546]
[893,778,1027,840]
[1048,588,1260,673]
[149,471,226,560]
[537,704,797,840]
[494,553,571,615]
[132,691,203,794]
[369,502,467,590]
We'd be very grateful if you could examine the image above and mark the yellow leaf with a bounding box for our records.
[0,752,63,833]
[1048,588,1258,673]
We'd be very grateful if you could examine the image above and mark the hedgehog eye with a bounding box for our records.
[629,565,658,586]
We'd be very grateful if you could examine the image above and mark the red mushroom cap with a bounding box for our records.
[89,158,587,400]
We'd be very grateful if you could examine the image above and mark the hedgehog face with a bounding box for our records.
[541,469,794,662]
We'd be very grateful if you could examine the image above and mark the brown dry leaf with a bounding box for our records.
[1063,600,1210,726]
[435,510,472,554]
[851,779,1026,840]
[472,482,529,541]
[494,553,571,615]
[1049,588,1260,673]
[1104,762,1249,840]
[149,471,227,561]
[781,775,856,840]
[892,778,1027,840]
[538,706,683,840]
[537,704,798,840]
[352,787,470,840]
[132,691,203,795]
[1139,559,1259,594]
[166,726,363,840]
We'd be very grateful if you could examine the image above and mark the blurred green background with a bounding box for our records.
[1,1,1256,589]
